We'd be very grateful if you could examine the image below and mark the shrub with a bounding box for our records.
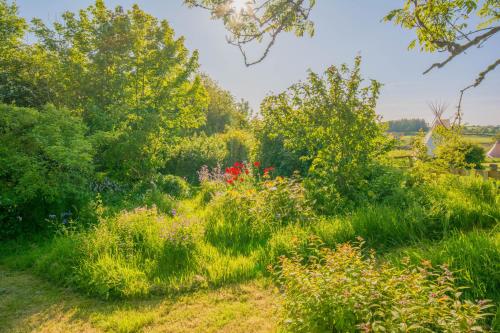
[164,134,226,183]
[433,127,486,169]
[156,174,190,198]
[276,240,493,332]
[0,104,94,239]
[220,128,256,166]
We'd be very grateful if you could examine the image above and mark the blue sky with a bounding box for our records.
[15,0,500,125]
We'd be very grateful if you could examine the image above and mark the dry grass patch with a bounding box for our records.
[0,267,277,333]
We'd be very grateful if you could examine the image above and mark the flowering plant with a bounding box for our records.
[275,239,493,333]
[223,161,274,185]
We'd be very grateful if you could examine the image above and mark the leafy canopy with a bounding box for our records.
[259,57,390,210]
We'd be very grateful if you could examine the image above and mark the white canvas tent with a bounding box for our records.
[487,141,500,158]
[424,118,451,156]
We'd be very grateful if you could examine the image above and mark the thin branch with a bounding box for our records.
[423,26,500,74]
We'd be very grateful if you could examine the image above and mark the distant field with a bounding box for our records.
[393,133,497,150]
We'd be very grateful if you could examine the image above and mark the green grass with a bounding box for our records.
[0,173,498,331]
[0,266,277,333]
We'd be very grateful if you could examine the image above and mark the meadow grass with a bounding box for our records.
[0,173,498,331]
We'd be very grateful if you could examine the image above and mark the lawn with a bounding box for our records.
[0,267,277,333]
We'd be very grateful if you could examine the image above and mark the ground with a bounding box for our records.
[0,267,278,333]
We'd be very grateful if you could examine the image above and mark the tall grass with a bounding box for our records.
[0,174,497,310]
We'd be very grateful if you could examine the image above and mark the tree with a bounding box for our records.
[387,118,429,132]
[199,75,249,135]
[185,0,499,102]
[384,0,500,120]
[184,0,316,66]
[0,0,53,107]
[28,1,209,181]
[259,57,390,211]
[430,124,486,169]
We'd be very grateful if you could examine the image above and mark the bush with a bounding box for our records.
[434,128,486,169]
[156,174,190,198]
[276,240,493,332]
[0,104,94,239]
[164,134,226,183]
[220,128,256,166]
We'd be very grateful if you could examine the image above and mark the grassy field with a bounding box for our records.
[1,172,499,332]
[394,133,497,149]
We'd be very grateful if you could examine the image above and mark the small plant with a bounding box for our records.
[275,240,493,332]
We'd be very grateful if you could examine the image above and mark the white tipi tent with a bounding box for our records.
[424,102,451,156]
[487,141,500,158]
[424,118,451,156]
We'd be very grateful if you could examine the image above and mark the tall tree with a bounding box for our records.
[28,0,209,180]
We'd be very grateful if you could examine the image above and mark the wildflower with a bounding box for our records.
[171,208,177,216]
[253,161,261,168]
[263,166,275,174]
[226,179,234,185]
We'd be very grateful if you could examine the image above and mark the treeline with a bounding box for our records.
[387,118,429,133]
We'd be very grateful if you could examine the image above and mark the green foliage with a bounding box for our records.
[260,57,390,211]
[389,230,500,302]
[384,0,499,53]
[13,0,208,182]
[164,134,227,183]
[220,128,256,165]
[0,104,94,238]
[384,0,500,87]
[276,241,493,333]
[199,75,249,135]
[255,119,307,177]
[155,174,191,199]
[0,1,52,107]
[434,129,486,170]
[30,207,199,299]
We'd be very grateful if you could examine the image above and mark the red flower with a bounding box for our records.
[226,179,234,185]
[233,162,244,168]
[244,169,249,175]
[225,166,241,176]
[263,166,275,174]
[253,161,261,168]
